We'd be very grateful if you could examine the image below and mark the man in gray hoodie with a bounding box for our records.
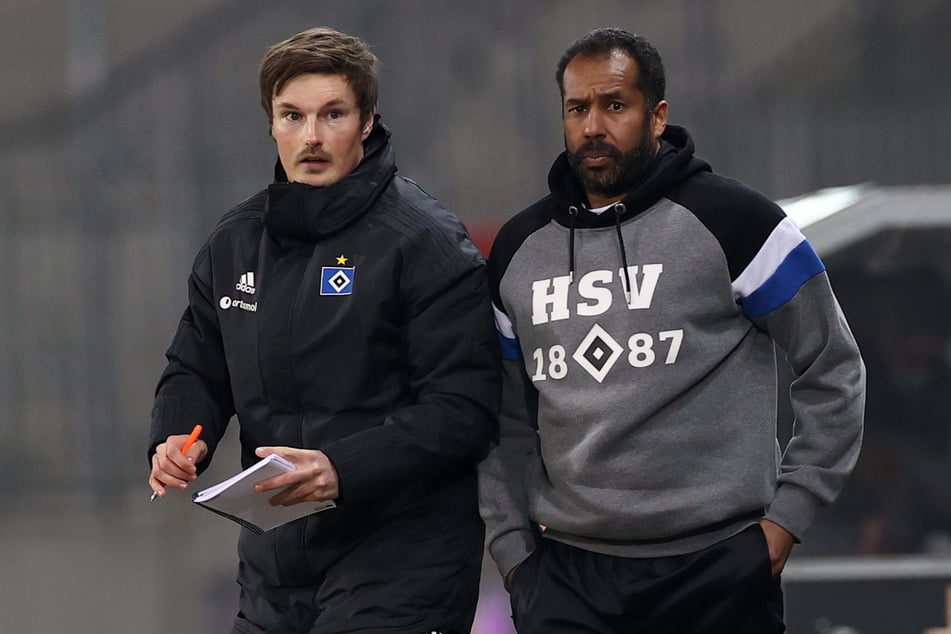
[478,28,865,633]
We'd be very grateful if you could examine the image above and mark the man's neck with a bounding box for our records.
[586,192,625,209]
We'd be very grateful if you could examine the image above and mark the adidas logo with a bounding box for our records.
[219,271,259,313]
[235,271,256,295]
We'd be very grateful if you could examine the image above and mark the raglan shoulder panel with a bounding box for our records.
[669,172,825,319]
[667,172,785,282]
[487,197,554,311]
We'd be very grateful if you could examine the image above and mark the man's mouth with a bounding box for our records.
[581,154,614,166]
[577,143,620,167]
[299,154,330,165]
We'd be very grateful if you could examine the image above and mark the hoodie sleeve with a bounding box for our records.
[679,174,866,541]
[475,208,551,579]
[734,216,866,540]
[148,242,235,472]
[477,301,542,578]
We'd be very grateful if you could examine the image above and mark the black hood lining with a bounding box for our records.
[548,124,711,228]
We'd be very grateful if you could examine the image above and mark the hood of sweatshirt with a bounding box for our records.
[546,124,712,294]
[264,115,398,241]
[547,124,711,228]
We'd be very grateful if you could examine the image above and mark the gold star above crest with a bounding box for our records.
[336,255,348,265]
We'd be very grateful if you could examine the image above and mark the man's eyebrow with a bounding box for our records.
[318,98,350,109]
[599,90,625,101]
[274,98,352,111]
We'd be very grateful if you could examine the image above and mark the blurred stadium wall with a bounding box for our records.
[1,1,949,632]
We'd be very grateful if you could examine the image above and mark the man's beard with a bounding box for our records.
[566,123,658,199]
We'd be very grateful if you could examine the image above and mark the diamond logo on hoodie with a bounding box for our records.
[573,324,623,383]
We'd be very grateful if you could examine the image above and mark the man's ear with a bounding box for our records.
[651,100,669,141]
[361,109,377,141]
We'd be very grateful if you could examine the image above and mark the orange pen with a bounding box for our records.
[180,424,203,456]
[150,424,203,502]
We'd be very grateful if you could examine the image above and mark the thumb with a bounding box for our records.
[256,446,294,459]
[184,440,209,463]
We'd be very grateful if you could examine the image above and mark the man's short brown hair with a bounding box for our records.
[259,27,379,125]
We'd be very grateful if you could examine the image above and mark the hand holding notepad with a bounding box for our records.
[192,454,336,534]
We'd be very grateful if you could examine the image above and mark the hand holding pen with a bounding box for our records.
[149,424,204,501]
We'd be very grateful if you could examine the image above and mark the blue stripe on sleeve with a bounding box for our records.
[498,331,522,361]
[739,240,825,319]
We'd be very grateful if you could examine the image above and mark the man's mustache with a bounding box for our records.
[297,150,332,162]
[574,140,621,160]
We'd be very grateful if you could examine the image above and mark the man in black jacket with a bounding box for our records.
[147,27,500,634]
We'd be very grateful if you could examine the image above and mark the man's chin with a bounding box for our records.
[580,172,623,196]
[292,170,339,187]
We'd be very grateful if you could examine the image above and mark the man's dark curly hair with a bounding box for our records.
[556,28,666,111]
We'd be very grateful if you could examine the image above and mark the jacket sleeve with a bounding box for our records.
[477,301,541,578]
[148,243,235,473]
[319,220,501,505]
[736,217,866,540]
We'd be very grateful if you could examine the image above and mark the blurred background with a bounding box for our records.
[1,0,949,632]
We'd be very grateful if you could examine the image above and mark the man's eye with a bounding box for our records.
[568,105,586,114]
[284,112,302,121]
[609,102,623,111]
[328,111,341,120]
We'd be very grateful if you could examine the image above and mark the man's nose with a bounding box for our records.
[303,120,321,146]
[584,109,606,138]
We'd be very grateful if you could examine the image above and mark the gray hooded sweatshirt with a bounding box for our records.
[478,125,866,578]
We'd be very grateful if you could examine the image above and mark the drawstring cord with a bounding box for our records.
[568,205,579,284]
[567,203,631,303]
[613,203,632,305]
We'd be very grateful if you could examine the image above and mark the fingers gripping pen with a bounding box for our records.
[150,424,203,502]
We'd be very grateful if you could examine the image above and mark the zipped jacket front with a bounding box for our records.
[149,123,500,595]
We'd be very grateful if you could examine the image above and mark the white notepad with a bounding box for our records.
[192,454,336,534]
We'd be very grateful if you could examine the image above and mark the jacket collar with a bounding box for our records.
[265,116,397,241]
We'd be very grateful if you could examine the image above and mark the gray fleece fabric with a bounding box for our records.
[478,126,866,578]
